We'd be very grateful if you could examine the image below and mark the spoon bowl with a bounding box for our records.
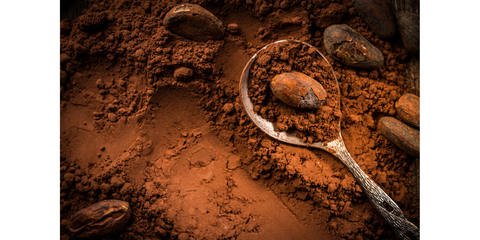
[240,40,419,240]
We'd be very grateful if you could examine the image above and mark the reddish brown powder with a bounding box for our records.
[248,41,341,144]
[60,1,419,240]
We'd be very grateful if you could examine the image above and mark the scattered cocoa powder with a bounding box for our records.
[248,41,341,144]
[59,1,420,240]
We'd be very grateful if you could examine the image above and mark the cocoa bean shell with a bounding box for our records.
[397,12,419,55]
[352,0,396,39]
[67,200,131,239]
[163,3,225,42]
[378,117,419,157]
[324,24,384,69]
[395,93,419,128]
[270,72,327,109]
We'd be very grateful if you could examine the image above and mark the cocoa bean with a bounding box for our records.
[352,0,396,39]
[378,117,419,157]
[395,93,419,128]
[324,24,384,69]
[397,12,419,55]
[66,200,131,239]
[270,72,327,109]
[163,3,225,42]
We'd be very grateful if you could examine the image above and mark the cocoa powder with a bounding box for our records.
[60,1,419,239]
[248,41,341,144]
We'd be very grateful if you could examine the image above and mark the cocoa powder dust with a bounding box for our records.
[59,1,419,240]
[248,41,341,144]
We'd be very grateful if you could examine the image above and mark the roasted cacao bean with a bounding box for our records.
[324,24,384,69]
[270,72,327,109]
[163,3,225,42]
[395,93,419,128]
[352,0,396,39]
[397,12,420,55]
[67,200,131,239]
[378,117,419,157]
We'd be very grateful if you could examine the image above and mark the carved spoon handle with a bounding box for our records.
[330,139,419,240]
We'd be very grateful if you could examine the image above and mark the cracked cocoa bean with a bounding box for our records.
[67,200,131,239]
[270,72,327,109]
[324,24,384,69]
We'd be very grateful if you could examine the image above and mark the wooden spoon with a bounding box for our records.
[239,40,419,240]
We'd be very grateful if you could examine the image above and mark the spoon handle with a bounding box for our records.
[330,139,419,240]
